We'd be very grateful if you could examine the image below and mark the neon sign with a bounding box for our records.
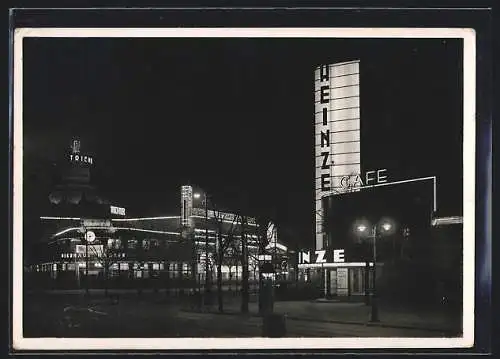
[340,168,388,189]
[110,206,126,216]
[298,249,345,264]
[69,139,93,165]
[69,153,93,165]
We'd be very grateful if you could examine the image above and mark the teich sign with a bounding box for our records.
[69,139,93,165]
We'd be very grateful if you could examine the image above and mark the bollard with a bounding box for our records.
[262,314,286,337]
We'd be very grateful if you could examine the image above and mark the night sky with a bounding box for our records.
[22,36,463,247]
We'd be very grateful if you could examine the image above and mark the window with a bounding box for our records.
[128,239,137,250]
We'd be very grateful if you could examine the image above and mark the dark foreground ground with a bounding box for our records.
[23,289,462,338]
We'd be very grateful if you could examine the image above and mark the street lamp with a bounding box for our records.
[356,219,394,323]
[356,223,371,306]
[84,229,95,297]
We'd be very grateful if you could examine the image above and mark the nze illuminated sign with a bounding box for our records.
[298,249,345,264]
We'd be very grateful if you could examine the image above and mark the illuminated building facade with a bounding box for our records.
[25,140,289,291]
[179,185,290,285]
[311,62,462,301]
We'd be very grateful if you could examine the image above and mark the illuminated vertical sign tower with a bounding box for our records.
[314,60,361,250]
[181,185,193,228]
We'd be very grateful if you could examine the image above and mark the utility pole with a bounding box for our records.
[370,225,380,322]
[85,228,89,297]
[241,216,249,313]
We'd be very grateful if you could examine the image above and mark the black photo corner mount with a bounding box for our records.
[8,4,493,356]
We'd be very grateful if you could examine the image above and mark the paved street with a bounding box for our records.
[23,290,462,338]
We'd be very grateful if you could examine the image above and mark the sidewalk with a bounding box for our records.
[183,300,461,335]
[23,292,461,338]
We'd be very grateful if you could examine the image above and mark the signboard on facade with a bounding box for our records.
[69,153,93,165]
[69,139,93,165]
[339,169,388,189]
[298,249,345,264]
[110,205,126,216]
[336,268,349,296]
[82,219,112,228]
[191,207,257,225]
[75,244,104,257]
[315,60,361,251]
[85,231,96,242]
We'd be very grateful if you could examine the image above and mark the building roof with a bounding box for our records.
[431,216,463,227]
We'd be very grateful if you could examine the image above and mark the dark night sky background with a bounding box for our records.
[22,37,463,247]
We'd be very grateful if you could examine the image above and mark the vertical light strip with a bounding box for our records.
[462,29,476,347]
[329,61,361,192]
[314,60,361,250]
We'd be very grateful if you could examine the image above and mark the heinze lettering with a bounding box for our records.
[299,249,345,264]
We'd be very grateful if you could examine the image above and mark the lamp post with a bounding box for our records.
[357,220,392,323]
[85,228,89,296]
[83,228,96,297]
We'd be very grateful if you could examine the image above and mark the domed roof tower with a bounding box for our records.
[48,138,110,218]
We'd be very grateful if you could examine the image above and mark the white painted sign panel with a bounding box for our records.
[336,268,349,296]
